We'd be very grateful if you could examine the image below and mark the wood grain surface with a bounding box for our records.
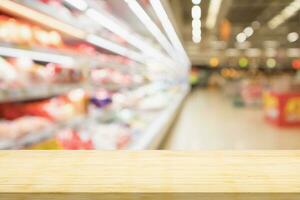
[1,151,300,199]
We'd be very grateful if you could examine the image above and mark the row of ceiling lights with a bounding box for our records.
[191,0,299,48]
[191,0,223,44]
[191,0,201,43]
[236,26,254,43]
[268,0,300,29]
[235,21,260,43]
[236,0,300,44]
[236,29,299,44]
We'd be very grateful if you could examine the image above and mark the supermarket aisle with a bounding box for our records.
[164,89,300,150]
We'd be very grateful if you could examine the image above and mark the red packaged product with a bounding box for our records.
[56,129,94,150]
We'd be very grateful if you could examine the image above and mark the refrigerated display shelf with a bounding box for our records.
[19,0,83,30]
[0,86,188,150]
[91,83,145,92]
[0,46,141,75]
[0,83,86,103]
[0,44,137,69]
[129,86,189,150]
[0,46,76,66]
[0,0,147,64]
[0,115,85,150]
[0,0,190,150]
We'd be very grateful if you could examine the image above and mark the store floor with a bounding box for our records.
[163,88,300,150]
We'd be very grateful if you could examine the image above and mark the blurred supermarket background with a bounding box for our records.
[0,0,299,150]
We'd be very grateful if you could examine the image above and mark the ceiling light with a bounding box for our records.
[192,5,201,19]
[251,21,260,30]
[243,27,254,37]
[287,32,299,43]
[192,35,201,43]
[268,0,300,29]
[268,16,284,29]
[236,33,247,43]
[191,3,202,44]
[206,0,223,29]
[192,19,201,29]
[64,0,88,11]
[192,28,201,36]
[192,0,201,4]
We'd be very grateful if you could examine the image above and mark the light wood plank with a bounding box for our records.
[1,151,300,199]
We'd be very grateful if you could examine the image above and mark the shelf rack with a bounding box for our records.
[0,115,86,150]
[0,0,190,150]
[0,83,86,103]
[0,0,145,63]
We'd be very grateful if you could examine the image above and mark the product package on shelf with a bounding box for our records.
[0,55,87,102]
[90,68,147,91]
[0,15,63,48]
[29,123,132,150]
[27,106,136,150]
[0,89,88,148]
[0,116,52,140]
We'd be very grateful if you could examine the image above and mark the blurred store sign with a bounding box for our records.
[219,19,231,41]
[210,40,227,50]
[292,59,300,69]
[265,48,277,58]
[245,48,262,58]
[235,41,250,49]
[287,48,300,58]
[263,41,279,48]
[225,48,240,57]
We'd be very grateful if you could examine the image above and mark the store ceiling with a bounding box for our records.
[169,0,300,66]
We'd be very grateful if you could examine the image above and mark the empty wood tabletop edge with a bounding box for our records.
[0,151,300,196]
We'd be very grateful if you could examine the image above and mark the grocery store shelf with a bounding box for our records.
[90,60,142,73]
[0,45,139,70]
[0,0,86,39]
[0,0,145,64]
[0,83,85,103]
[0,0,190,151]
[0,46,75,65]
[0,115,85,150]
[129,86,189,150]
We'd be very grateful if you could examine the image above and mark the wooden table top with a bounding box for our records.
[1,151,300,199]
